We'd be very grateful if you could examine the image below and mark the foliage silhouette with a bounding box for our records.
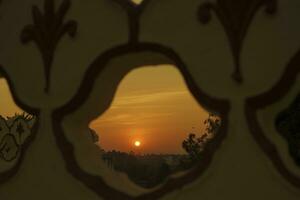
[276,94,300,166]
[182,114,221,163]
[98,114,221,188]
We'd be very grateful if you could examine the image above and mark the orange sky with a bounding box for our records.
[89,65,209,154]
[0,79,23,117]
[0,65,209,154]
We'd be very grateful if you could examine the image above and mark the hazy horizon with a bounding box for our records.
[0,65,209,154]
[90,65,209,154]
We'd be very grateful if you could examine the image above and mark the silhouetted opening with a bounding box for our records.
[89,65,221,188]
[276,93,300,166]
[0,79,36,163]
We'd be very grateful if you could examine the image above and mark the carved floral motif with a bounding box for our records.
[198,0,277,83]
[21,0,77,93]
[0,115,35,162]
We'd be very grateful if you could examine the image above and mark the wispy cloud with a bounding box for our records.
[110,90,189,109]
[91,90,189,127]
[93,112,174,127]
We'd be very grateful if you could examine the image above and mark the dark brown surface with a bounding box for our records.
[0,66,40,186]
[0,0,299,199]
[53,43,230,200]
[20,0,78,93]
[245,49,300,188]
[198,0,277,83]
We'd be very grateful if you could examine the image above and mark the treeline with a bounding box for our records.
[102,151,192,188]
[100,114,222,188]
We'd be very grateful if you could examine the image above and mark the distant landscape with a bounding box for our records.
[102,151,189,188]
[93,114,221,188]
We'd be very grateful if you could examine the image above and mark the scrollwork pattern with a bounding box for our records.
[21,0,78,93]
[198,0,277,83]
[0,114,35,162]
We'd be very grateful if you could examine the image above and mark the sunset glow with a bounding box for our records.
[134,141,141,147]
[0,79,23,117]
[89,65,209,154]
[0,65,209,154]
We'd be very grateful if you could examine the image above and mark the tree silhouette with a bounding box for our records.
[276,94,300,166]
[182,114,221,163]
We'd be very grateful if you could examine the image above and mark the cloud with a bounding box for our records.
[110,90,189,109]
[91,89,194,127]
[93,112,174,127]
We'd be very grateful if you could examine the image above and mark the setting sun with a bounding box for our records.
[89,65,209,153]
[134,141,141,147]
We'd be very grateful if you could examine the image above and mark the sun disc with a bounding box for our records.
[134,141,141,147]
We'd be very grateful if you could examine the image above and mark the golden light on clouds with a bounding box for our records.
[0,65,209,155]
[90,65,209,154]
